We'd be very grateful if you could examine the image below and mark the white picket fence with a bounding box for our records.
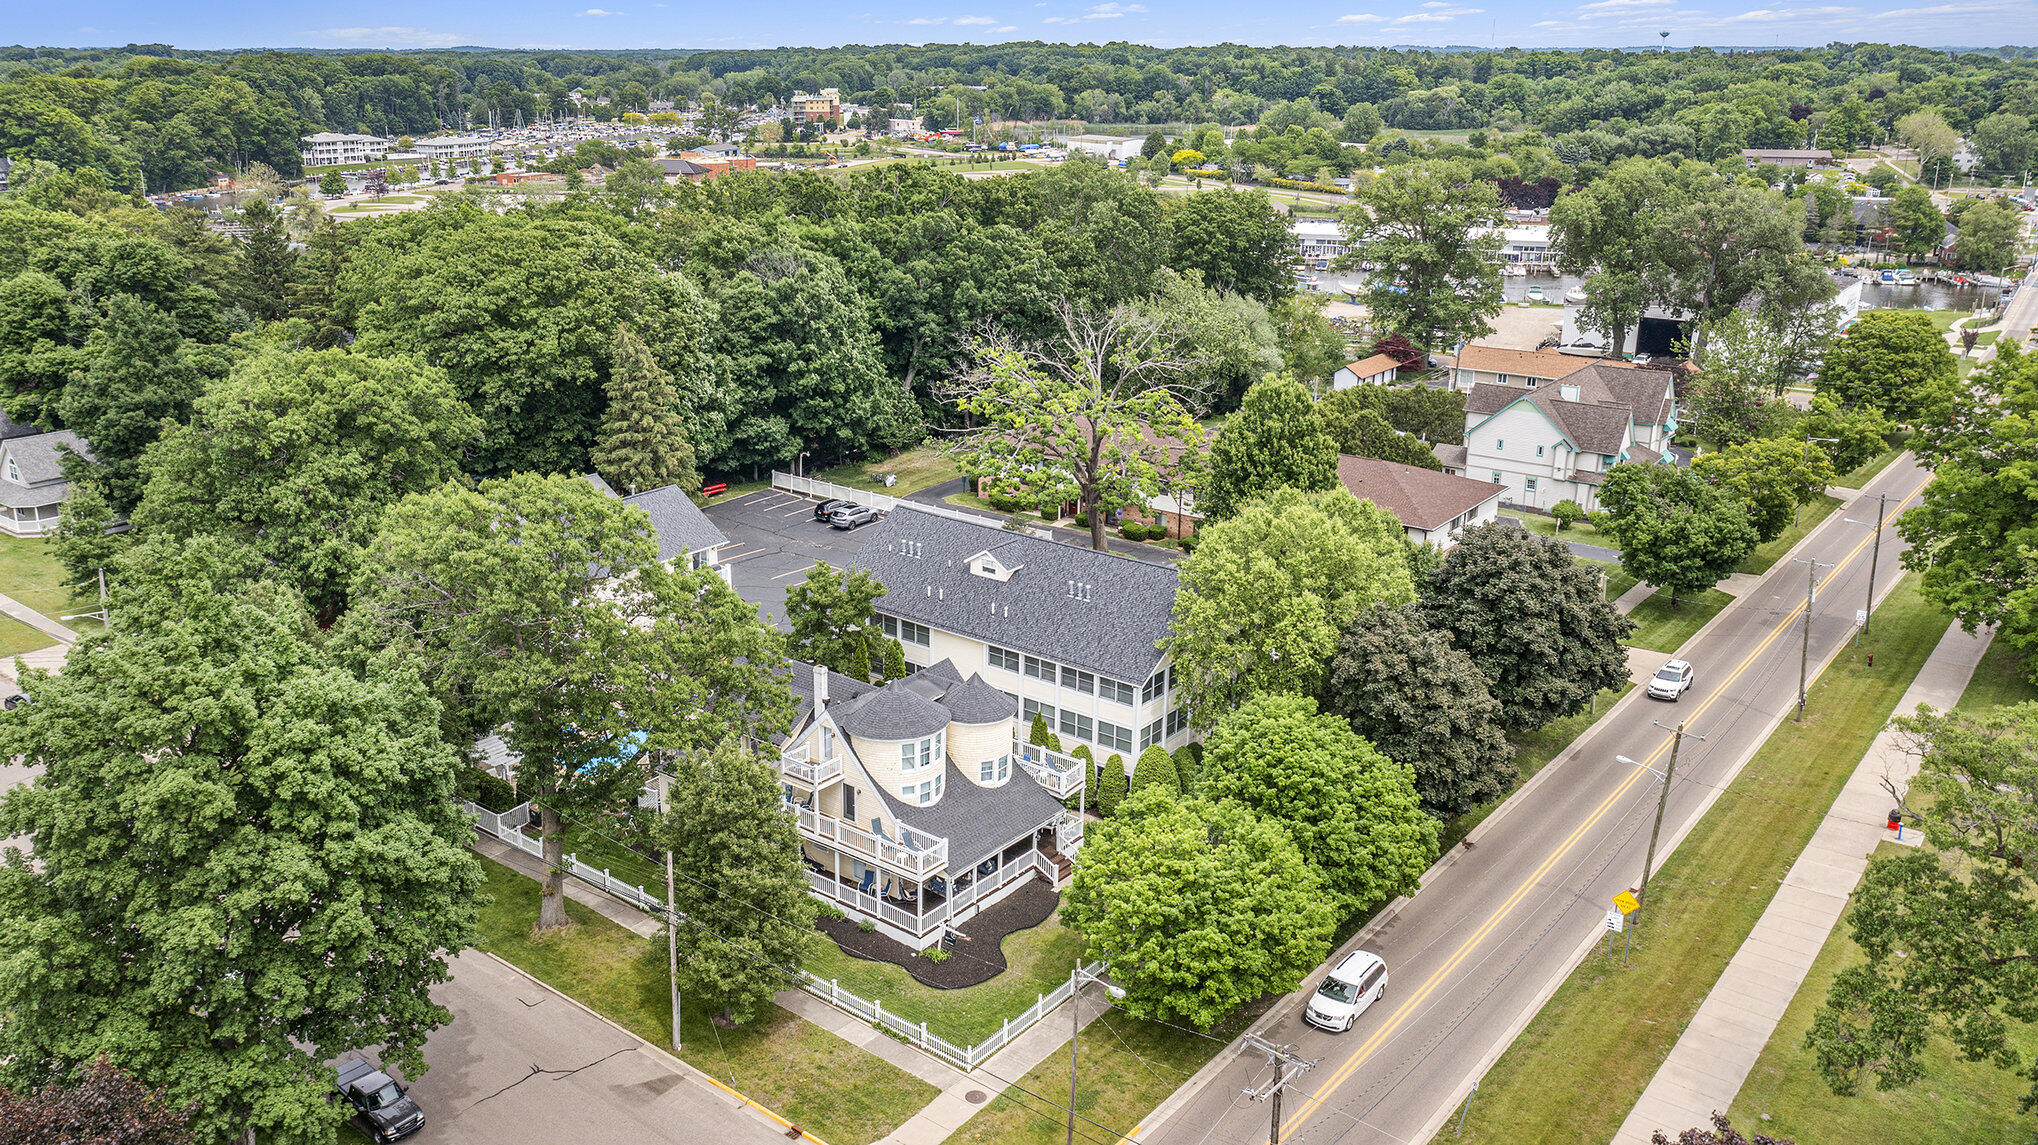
[799,959,1107,1073]
[462,801,664,915]
[769,471,1000,529]
[461,799,1103,1073]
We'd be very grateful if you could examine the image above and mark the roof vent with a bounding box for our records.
[1066,581,1092,602]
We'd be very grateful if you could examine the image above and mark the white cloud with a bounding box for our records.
[1085,10,1126,16]
[1085,1,1147,13]
[954,14,999,23]
[1336,12,1387,21]
[1043,13,1079,21]
[1531,18,1566,25]
[905,15,948,22]
[996,23,1020,29]
[1390,11,1455,22]
[581,7,620,14]
[1575,0,1671,9]
[310,26,467,46]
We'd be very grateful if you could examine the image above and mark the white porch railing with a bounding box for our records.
[1014,739,1086,799]
[768,471,998,529]
[462,801,664,915]
[780,744,843,788]
[1052,811,1084,857]
[797,958,1108,1073]
[804,846,1056,937]
[786,800,948,877]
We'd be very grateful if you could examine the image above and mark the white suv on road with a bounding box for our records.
[1303,951,1388,1033]
[1647,659,1695,702]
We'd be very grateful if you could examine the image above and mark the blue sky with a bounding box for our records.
[34,0,2038,53]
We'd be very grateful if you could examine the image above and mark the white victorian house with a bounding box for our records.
[1440,363,1680,512]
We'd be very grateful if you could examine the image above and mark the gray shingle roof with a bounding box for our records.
[941,674,1016,724]
[878,761,1065,871]
[582,475,729,564]
[1433,442,1469,470]
[852,507,1177,683]
[1564,362,1676,428]
[4,430,90,485]
[1336,454,1506,531]
[1466,384,1632,455]
[833,683,952,741]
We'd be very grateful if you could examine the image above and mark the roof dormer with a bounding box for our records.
[967,549,1019,582]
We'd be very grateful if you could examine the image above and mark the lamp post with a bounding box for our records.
[1619,720,1704,927]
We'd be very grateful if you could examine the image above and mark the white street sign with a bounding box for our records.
[1605,909,1625,934]
[1856,609,1868,627]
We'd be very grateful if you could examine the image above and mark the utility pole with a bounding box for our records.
[1241,1033,1315,1145]
[1791,557,1833,720]
[1631,723,1703,922]
[666,847,683,1054]
[1864,491,1884,635]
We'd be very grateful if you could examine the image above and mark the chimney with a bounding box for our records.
[813,662,828,705]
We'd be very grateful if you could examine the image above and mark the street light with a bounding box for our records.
[1799,436,1840,526]
[1842,490,1889,636]
[1619,720,1704,923]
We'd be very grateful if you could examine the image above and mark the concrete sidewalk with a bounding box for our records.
[0,591,78,645]
[1612,620,1992,1145]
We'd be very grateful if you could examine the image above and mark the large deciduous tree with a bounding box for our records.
[944,301,1206,551]
[1953,198,2021,275]
[1163,188,1295,303]
[1598,462,1760,602]
[1692,436,1835,543]
[1806,702,2038,1111]
[1550,156,1682,358]
[1816,309,1958,422]
[1898,345,2038,683]
[1658,183,1832,360]
[784,562,900,682]
[130,348,479,618]
[651,744,817,1025]
[56,293,215,512]
[1338,160,1504,351]
[1417,523,1633,730]
[1165,486,1414,722]
[1199,693,1437,915]
[0,537,483,1144]
[1201,375,1338,519]
[1884,185,1945,261]
[1062,788,1338,1030]
[0,1056,196,1145]
[592,325,700,496]
[348,472,792,931]
[1323,603,1516,817]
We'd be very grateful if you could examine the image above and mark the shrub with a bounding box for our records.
[1172,743,1201,793]
[923,947,950,963]
[1029,712,1062,752]
[815,902,846,921]
[1131,744,1179,795]
[456,766,521,813]
[1551,500,1586,531]
[1121,522,1150,542]
[1039,506,1060,521]
[857,919,877,933]
[1177,531,1202,553]
[1074,511,1090,528]
[1095,750,1128,816]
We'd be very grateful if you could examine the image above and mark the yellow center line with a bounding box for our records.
[1277,481,1922,1137]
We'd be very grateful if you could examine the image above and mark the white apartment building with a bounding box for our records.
[299,133,389,167]
[854,508,1192,766]
[414,135,490,160]
[1293,217,1347,270]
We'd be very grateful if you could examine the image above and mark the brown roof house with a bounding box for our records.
[1451,367,1677,513]
[1336,454,1504,549]
[1332,353,1404,390]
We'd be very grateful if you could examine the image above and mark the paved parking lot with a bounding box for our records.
[705,490,881,629]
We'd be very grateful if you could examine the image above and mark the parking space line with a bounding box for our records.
[771,565,817,580]
[719,546,770,563]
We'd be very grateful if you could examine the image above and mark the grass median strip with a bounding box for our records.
[1739,493,1842,576]
[1446,572,1945,1145]
[1624,588,1735,653]
[475,858,937,1144]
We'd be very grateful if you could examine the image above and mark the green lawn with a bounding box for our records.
[519,819,662,891]
[476,859,936,1144]
[1727,842,2038,1145]
[815,443,963,495]
[948,1000,1261,1145]
[1498,508,1615,548]
[803,909,1085,1046]
[1872,307,1965,333]
[0,534,102,645]
[1450,573,1948,1145]
[1954,640,2037,713]
[1440,683,1635,851]
[1625,588,1736,653]
[0,614,54,658]
[1738,493,1843,575]
[1835,437,1911,489]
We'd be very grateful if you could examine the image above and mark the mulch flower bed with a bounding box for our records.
[815,879,1061,989]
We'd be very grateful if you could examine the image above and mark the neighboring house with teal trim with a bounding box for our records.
[1443,364,1679,513]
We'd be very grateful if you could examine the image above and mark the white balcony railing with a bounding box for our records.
[786,800,948,877]
[780,744,842,788]
[1014,739,1086,800]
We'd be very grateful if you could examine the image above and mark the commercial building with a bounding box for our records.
[299,133,389,167]
[791,88,843,127]
[414,135,490,160]
[1066,134,1145,162]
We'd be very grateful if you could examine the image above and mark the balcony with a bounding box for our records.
[785,800,948,878]
[1014,739,1086,800]
[780,743,842,788]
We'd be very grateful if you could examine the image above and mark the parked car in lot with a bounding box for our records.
[829,505,883,530]
[1647,659,1695,702]
[814,498,856,522]
[1303,950,1388,1033]
[334,1058,425,1142]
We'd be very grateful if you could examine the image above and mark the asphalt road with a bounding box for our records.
[1143,454,1932,1145]
[1988,259,2038,358]
[362,952,789,1145]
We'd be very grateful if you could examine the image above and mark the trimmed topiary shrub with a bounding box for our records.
[1173,743,1202,792]
[1094,749,1127,816]
[1029,712,1062,752]
[1131,744,1179,795]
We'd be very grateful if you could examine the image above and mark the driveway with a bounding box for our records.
[705,489,883,628]
[344,952,789,1145]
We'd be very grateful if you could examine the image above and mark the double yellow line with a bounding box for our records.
[1276,479,1923,1139]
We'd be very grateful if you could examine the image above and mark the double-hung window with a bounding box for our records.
[1023,655,1056,682]
[1096,720,1132,754]
[1142,671,1167,704]
[1058,710,1093,743]
[899,730,944,774]
[988,645,1021,673]
[1099,677,1136,705]
[1139,718,1165,751]
[978,754,1011,783]
[1022,697,1056,727]
[879,615,931,647]
[1061,666,1095,695]
[1165,707,1188,737]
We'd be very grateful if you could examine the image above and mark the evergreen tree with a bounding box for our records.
[651,744,816,1025]
[1029,712,1061,751]
[592,325,700,495]
[1098,751,1129,815]
[1142,131,1168,160]
[1202,375,1338,519]
[1173,743,1201,792]
[1131,744,1179,796]
[880,637,907,681]
[49,477,125,596]
[234,197,298,322]
[56,294,210,512]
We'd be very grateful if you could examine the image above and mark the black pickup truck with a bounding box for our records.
[335,1058,426,1143]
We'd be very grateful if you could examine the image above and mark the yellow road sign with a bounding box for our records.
[1613,890,1641,915]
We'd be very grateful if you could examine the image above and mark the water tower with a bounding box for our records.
[1660,31,1670,52]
